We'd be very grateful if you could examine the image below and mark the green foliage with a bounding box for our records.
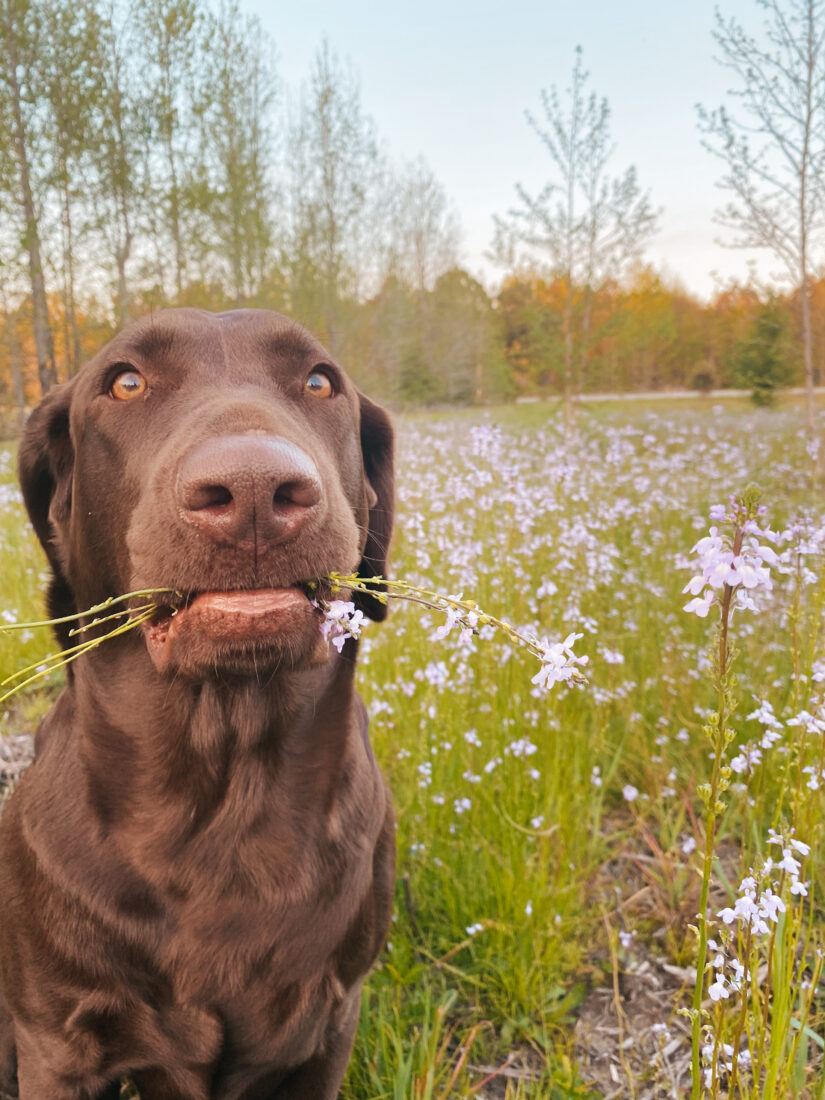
[691,369,715,394]
[398,343,442,405]
[735,298,793,407]
[363,269,509,406]
[497,277,565,392]
[495,269,808,400]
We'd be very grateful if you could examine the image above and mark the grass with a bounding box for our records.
[1,395,824,1097]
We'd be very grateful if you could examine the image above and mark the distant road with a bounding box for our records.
[516,387,825,404]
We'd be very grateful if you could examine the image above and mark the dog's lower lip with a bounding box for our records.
[152,587,307,616]
[185,588,307,614]
[143,587,316,672]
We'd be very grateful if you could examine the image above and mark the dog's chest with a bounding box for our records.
[146,787,379,1046]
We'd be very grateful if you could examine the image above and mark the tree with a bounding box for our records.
[607,268,683,391]
[429,269,509,403]
[736,295,793,405]
[369,155,462,398]
[0,113,26,424]
[37,0,100,375]
[381,155,460,294]
[365,275,418,398]
[87,0,146,323]
[0,283,26,429]
[698,0,825,435]
[199,0,276,304]
[282,40,381,350]
[497,275,566,393]
[136,0,199,299]
[0,0,57,392]
[492,46,658,418]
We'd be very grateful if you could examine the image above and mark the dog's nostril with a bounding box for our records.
[189,484,234,511]
[274,480,321,510]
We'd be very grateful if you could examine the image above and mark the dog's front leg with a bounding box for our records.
[270,990,360,1100]
[0,999,17,1098]
[13,1026,121,1100]
[130,1065,214,1100]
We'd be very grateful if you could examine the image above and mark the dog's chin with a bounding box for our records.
[142,589,330,678]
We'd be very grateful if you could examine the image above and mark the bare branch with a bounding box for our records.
[698,0,825,435]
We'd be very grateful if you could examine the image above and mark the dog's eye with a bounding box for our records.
[110,369,147,401]
[305,370,333,399]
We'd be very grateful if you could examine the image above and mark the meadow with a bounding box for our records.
[0,396,823,1099]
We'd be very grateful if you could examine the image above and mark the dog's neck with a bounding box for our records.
[64,639,363,854]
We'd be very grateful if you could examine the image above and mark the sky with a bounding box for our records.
[244,0,775,300]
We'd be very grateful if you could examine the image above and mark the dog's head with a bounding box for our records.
[19,309,394,678]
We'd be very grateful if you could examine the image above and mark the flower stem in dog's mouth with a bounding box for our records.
[0,590,179,705]
[0,590,184,633]
[311,573,588,691]
[0,577,587,701]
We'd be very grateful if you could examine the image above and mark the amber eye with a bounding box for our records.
[109,369,147,401]
[305,370,333,398]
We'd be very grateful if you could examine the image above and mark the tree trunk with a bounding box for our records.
[115,246,130,323]
[562,272,575,437]
[1,296,28,431]
[165,131,184,298]
[107,34,133,323]
[580,283,593,393]
[60,168,73,374]
[800,268,816,440]
[60,172,83,375]
[8,323,26,431]
[3,14,57,394]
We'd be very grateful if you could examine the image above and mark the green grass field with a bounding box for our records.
[1,396,824,1098]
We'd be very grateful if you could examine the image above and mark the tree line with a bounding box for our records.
[0,0,468,424]
[0,0,823,431]
[499,268,817,401]
[492,0,825,427]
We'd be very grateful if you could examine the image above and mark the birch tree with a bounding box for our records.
[38,0,99,374]
[199,0,275,303]
[698,0,825,438]
[0,95,26,423]
[0,0,57,392]
[88,0,148,323]
[137,0,199,299]
[492,47,657,413]
[283,40,381,349]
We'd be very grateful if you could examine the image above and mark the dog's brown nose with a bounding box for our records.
[177,436,322,545]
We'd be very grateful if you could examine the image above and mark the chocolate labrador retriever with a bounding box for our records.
[0,309,395,1100]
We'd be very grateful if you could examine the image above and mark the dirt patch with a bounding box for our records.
[574,941,693,1099]
[572,817,748,1098]
[0,731,33,790]
[465,1048,546,1099]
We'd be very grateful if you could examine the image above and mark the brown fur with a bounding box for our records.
[0,309,395,1100]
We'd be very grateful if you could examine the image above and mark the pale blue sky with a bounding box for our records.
[246,0,769,299]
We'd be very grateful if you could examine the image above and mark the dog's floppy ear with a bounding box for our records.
[354,391,394,621]
[18,380,77,646]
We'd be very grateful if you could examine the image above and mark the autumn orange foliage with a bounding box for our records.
[0,268,820,427]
